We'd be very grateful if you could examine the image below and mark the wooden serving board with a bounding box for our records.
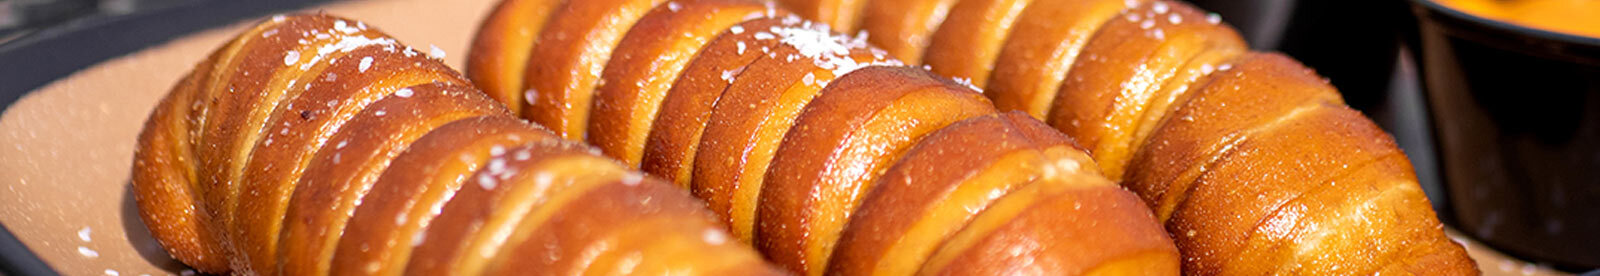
[0,0,1566,274]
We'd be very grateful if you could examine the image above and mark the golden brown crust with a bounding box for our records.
[932,182,1179,275]
[131,51,229,273]
[640,17,792,189]
[237,42,466,276]
[757,66,995,275]
[1047,0,1247,181]
[829,112,1088,275]
[984,0,1146,118]
[520,0,669,140]
[467,0,565,114]
[859,0,961,63]
[919,0,1035,87]
[136,14,780,275]
[276,83,506,275]
[490,175,778,275]
[587,0,768,167]
[403,148,616,275]
[1123,53,1344,221]
[691,27,893,244]
[329,116,560,276]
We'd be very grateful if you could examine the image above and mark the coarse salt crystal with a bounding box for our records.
[478,173,498,190]
[412,230,427,246]
[429,44,446,58]
[488,158,507,173]
[1169,13,1182,24]
[667,1,682,11]
[358,56,373,72]
[284,51,301,66]
[1206,13,1222,24]
[622,173,643,186]
[78,227,91,242]
[736,41,746,54]
[78,246,98,258]
[395,87,414,98]
[1152,2,1169,13]
[730,25,745,34]
[721,69,738,84]
[703,229,727,245]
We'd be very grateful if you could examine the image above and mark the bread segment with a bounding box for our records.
[1047,0,1246,181]
[641,17,791,188]
[757,66,995,275]
[238,43,462,276]
[277,83,506,275]
[330,116,560,276]
[985,0,1147,118]
[130,52,228,273]
[829,112,1091,275]
[859,0,963,63]
[919,0,1035,87]
[467,0,565,113]
[690,20,895,243]
[403,150,622,275]
[521,0,670,140]
[588,0,768,167]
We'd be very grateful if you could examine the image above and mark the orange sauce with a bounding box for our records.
[1432,0,1600,39]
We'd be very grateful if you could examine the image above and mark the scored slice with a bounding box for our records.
[1047,0,1247,181]
[690,22,895,243]
[328,116,564,276]
[131,49,230,273]
[828,112,1095,275]
[467,0,566,113]
[1122,53,1343,222]
[403,149,624,275]
[486,175,783,275]
[984,0,1146,118]
[588,0,767,167]
[520,0,669,140]
[640,17,791,188]
[919,0,1036,87]
[757,66,995,275]
[858,0,962,63]
[927,176,1179,275]
[236,42,466,276]
[1165,103,1470,274]
[276,83,507,275]
[195,15,397,274]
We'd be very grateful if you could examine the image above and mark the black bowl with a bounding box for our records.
[1409,0,1600,270]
